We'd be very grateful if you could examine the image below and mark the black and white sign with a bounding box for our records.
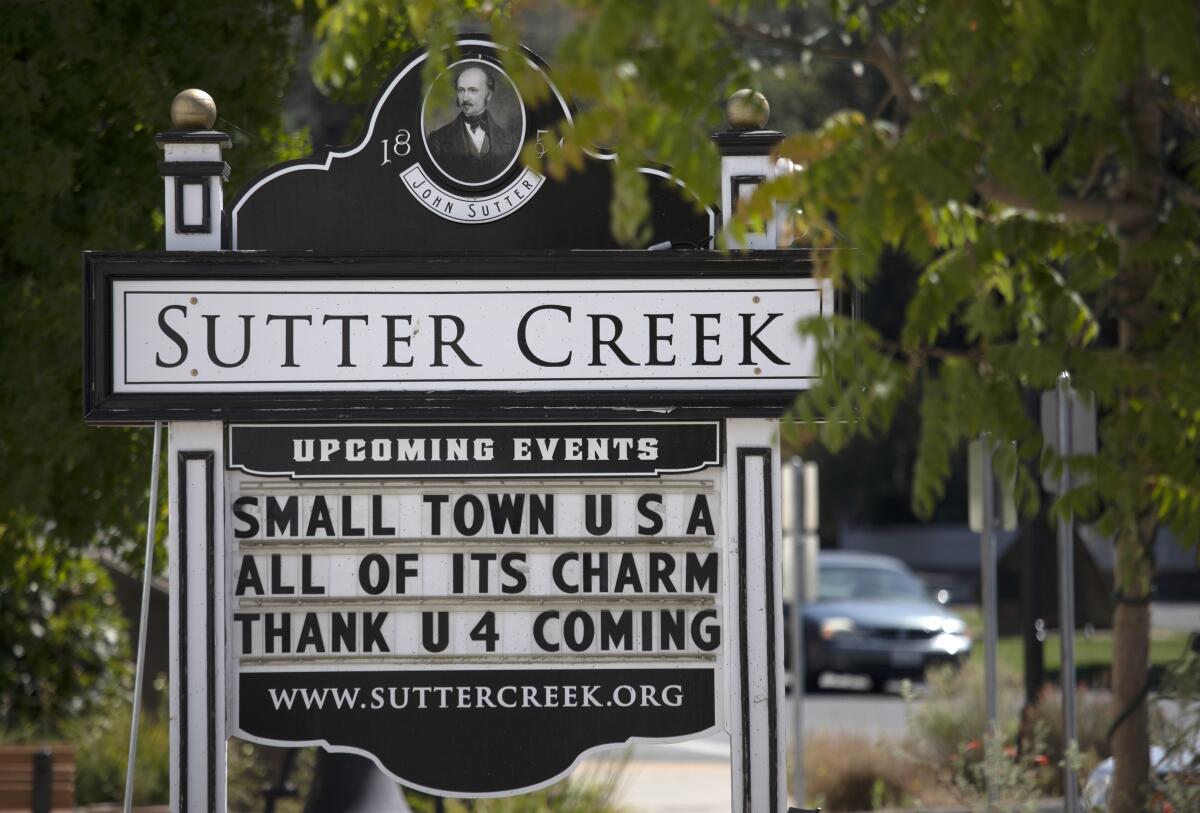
[227,421,724,794]
[117,280,808,389]
[83,251,831,423]
[88,33,813,811]
[228,40,713,250]
[227,421,721,479]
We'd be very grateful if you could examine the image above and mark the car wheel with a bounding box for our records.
[869,675,889,694]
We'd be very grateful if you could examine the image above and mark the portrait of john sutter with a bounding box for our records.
[424,61,522,186]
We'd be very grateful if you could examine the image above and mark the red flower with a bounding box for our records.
[965,740,980,752]
[1033,755,1050,766]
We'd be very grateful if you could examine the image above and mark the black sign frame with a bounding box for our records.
[83,249,842,424]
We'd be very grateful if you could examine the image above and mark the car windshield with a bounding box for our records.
[817,565,928,602]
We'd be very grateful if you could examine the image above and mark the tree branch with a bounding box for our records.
[864,31,922,115]
[715,16,858,63]
[1156,171,1200,211]
[861,29,1159,229]
[975,178,1158,230]
[724,18,1170,231]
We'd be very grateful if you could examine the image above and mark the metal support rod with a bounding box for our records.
[263,749,300,813]
[1056,373,1079,813]
[124,421,163,813]
[788,458,806,807]
[979,433,998,813]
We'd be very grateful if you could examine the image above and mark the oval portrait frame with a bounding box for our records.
[420,58,527,190]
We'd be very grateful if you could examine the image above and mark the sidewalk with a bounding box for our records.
[576,735,731,813]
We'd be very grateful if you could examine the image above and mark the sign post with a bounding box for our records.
[1040,374,1095,813]
[970,434,999,813]
[968,433,1016,812]
[87,38,831,813]
[1057,376,1079,813]
[783,459,804,807]
[155,89,231,813]
[783,458,818,807]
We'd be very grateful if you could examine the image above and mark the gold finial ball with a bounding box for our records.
[725,89,770,130]
[170,89,217,130]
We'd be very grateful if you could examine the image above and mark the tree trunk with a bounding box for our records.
[1108,525,1152,813]
[1107,79,1161,813]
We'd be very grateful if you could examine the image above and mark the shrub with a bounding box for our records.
[71,704,170,806]
[1154,647,1200,813]
[74,715,321,809]
[801,731,953,811]
[907,659,1025,765]
[72,723,623,811]
[0,533,129,736]
[227,741,316,813]
[1023,682,1111,784]
[949,728,1057,813]
[909,657,1117,800]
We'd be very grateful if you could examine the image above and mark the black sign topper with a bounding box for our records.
[227,421,722,479]
[228,37,712,252]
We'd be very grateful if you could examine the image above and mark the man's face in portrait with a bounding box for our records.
[455,67,492,117]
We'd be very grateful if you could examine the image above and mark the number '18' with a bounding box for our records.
[380,130,412,165]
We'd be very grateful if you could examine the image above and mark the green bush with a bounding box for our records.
[81,732,322,811]
[71,705,170,806]
[1154,647,1200,813]
[908,658,1115,801]
[906,659,1025,765]
[1023,682,1111,777]
[0,533,129,737]
[227,741,316,813]
[801,731,951,811]
[948,728,1058,813]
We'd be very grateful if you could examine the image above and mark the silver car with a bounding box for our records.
[790,551,972,691]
